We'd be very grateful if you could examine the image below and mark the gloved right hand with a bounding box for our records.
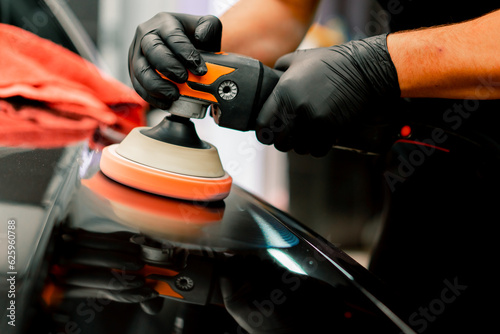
[128,13,223,109]
[255,34,400,157]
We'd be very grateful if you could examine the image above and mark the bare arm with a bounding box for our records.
[388,9,500,99]
[220,0,320,66]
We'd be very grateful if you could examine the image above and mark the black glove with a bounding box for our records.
[128,12,223,109]
[255,34,400,157]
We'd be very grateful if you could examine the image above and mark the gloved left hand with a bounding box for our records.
[128,13,223,109]
[255,34,400,157]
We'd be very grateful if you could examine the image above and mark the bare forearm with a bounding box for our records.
[388,9,500,99]
[220,0,320,66]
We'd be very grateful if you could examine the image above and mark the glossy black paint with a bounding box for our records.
[1,142,411,333]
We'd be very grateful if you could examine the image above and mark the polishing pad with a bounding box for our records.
[117,127,225,177]
[100,127,232,202]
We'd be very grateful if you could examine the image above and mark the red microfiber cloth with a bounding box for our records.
[0,23,148,148]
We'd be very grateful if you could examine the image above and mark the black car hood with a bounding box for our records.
[0,136,414,333]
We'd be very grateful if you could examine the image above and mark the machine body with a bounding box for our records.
[157,51,282,131]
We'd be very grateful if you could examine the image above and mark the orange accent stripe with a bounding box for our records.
[156,62,235,103]
[146,279,183,299]
[115,265,182,298]
[137,264,179,277]
[100,145,232,202]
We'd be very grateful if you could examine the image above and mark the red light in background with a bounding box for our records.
[400,125,412,138]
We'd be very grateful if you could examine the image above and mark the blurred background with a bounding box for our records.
[66,0,390,263]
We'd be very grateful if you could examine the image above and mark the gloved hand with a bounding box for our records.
[255,34,401,157]
[128,12,223,109]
